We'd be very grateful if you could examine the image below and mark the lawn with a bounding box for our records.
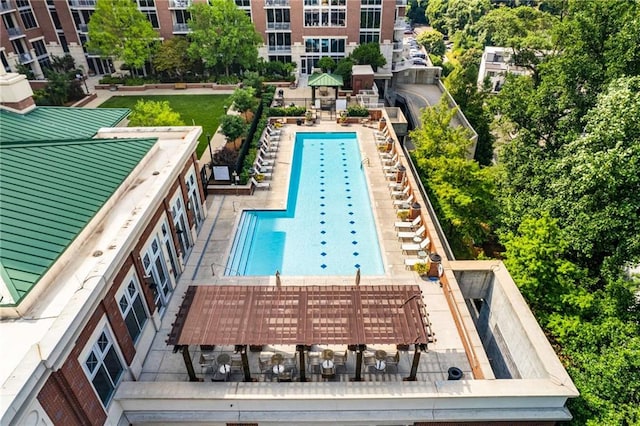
[98,95,229,157]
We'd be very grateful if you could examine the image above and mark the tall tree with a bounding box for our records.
[426,0,449,34]
[153,37,194,81]
[187,0,262,76]
[444,0,491,36]
[227,87,258,123]
[350,43,386,71]
[128,100,184,127]
[417,29,446,56]
[87,0,158,69]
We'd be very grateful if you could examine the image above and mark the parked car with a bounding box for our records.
[412,58,428,66]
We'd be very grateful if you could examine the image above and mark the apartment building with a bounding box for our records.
[477,45,534,92]
[0,0,408,78]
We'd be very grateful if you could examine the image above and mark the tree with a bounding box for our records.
[406,0,428,24]
[426,0,449,34]
[187,0,262,76]
[417,29,446,56]
[350,43,386,71]
[219,114,247,148]
[128,100,184,127]
[227,87,258,122]
[153,37,194,81]
[317,56,336,73]
[410,98,497,253]
[549,76,640,270]
[334,57,354,89]
[443,0,491,36]
[87,0,158,69]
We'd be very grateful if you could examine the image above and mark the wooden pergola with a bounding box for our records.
[167,285,432,382]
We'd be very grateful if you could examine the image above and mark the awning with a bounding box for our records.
[307,73,344,87]
[167,285,430,347]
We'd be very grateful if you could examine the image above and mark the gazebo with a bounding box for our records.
[307,72,344,103]
[167,285,433,383]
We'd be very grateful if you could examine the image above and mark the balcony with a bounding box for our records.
[392,41,403,52]
[6,27,24,39]
[68,0,97,8]
[77,23,88,33]
[265,0,289,6]
[267,45,291,54]
[0,0,15,14]
[168,0,191,8]
[173,23,189,34]
[266,22,291,31]
[19,53,34,64]
[396,0,407,5]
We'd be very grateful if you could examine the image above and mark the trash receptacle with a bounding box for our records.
[428,252,441,279]
[396,165,406,183]
[409,202,421,220]
[447,367,463,380]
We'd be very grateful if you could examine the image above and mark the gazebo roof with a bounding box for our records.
[167,285,431,346]
[307,73,344,87]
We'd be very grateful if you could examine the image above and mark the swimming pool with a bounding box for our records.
[225,132,384,276]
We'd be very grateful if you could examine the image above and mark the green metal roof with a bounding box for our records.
[0,107,130,145]
[0,137,157,306]
[307,73,344,87]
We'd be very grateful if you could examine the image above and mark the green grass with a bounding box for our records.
[98,95,229,157]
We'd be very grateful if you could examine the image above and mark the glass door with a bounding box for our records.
[142,237,172,314]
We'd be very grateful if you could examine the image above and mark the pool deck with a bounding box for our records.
[139,120,473,384]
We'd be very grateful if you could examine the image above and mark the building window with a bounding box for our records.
[360,7,380,29]
[361,0,381,5]
[31,39,47,57]
[83,328,125,407]
[136,0,159,29]
[234,0,250,6]
[305,37,344,54]
[17,0,38,29]
[1,50,11,73]
[304,2,346,27]
[267,32,291,53]
[359,31,379,44]
[58,33,69,53]
[118,278,148,343]
[266,8,290,30]
[174,9,190,25]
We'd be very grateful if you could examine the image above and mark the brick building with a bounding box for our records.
[0,70,207,424]
[0,0,408,78]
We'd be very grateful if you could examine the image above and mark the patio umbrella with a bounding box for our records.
[355,268,361,286]
[276,270,281,287]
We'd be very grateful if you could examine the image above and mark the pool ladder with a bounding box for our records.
[361,157,370,168]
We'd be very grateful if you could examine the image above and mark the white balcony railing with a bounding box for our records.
[7,27,23,38]
[0,0,15,13]
[168,0,191,8]
[173,23,189,33]
[266,22,291,31]
[68,0,97,8]
[19,53,34,64]
[267,45,291,54]
[265,0,289,6]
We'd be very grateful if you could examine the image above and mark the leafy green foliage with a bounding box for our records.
[417,29,446,56]
[128,100,184,127]
[153,37,194,80]
[443,0,491,36]
[187,0,262,76]
[350,43,386,71]
[268,105,306,117]
[317,56,336,73]
[346,105,369,117]
[219,114,247,143]
[227,87,258,122]
[334,57,354,89]
[87,0,158,69]
[406,0,428,24]
[242,71,264,95]
[426,0,449,34]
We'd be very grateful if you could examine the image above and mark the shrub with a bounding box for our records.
[346,105,370,117]
[269,105,306,116]
[98,75,125,85]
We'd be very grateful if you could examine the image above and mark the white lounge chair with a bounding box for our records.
[393,193,414,208]
[380,149,396,161]
[256,153,275,166]
[382,153,398,166]
[401,237,431,253]
[395,215,422,230]
[391,185,410,199]
[383,161,400,172]
[404,258,427,269]
[254,160,273,172]
[261,139,279,150]
[250,177,271,190]
[398,225,426,240]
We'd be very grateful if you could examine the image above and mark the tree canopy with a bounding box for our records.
[417,29,446,56]
[227,87,258,122]
[350,43,386,71]
[87,0,158,69]
[187,0,262,76]
[153,37,194,81]
[128,100,184,127]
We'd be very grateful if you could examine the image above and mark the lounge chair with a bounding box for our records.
[256,153,275,166]
[259,147,277,158]
[385,352,400,373]
[404,257,427,269]
[391,184,410,199]
[261,139,279,151]
[383,161,400,172]
[254,160,273,172]
[251,177,271,190]
[395,215,422,230]
[401,237,431,254]
[382,153,398,166]
[393,193,414,208]
[380,149,396,161]
[398,224,426,240]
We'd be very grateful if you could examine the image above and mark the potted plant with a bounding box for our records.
[397,210,410,221]
[304,110,314,126]
[255,173,265,182]
[414,262,429,278]
[338,111,348,126]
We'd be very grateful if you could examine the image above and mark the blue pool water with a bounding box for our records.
[225,132,384,276]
